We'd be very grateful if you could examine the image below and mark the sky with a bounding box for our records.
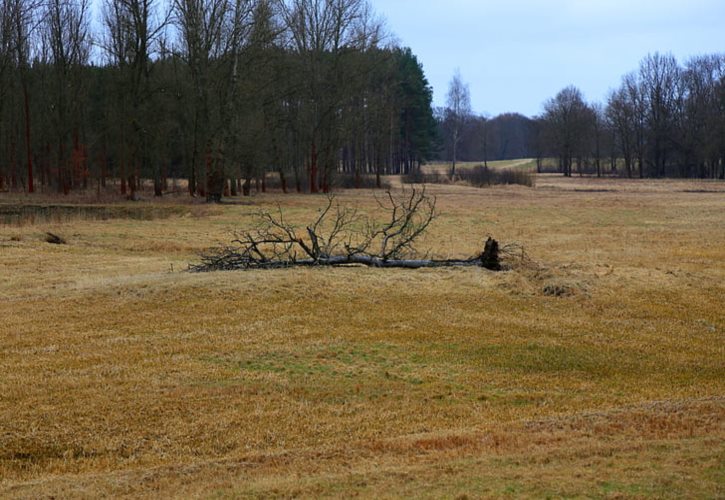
[370,0,725,117]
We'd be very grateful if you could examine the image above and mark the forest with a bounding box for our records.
[1,0,724,203]
[0,0,437,200]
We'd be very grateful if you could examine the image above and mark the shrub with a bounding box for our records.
[459,166,535,187]
[333,174,391,190]
[404,165,535,188]
[402,170,448,185]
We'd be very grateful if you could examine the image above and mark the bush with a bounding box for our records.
[459,166,535,187]
[333,174,391,190]
[402,170,448,185]
[404,166,535,188]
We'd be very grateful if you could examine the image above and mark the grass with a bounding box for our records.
[406,160,536,187]
[1,176,724,498]
[423,159,538,175]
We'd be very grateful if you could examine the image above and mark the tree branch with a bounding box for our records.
[190,190,505,272]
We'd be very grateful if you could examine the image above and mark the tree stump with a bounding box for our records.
[480,237,501,270]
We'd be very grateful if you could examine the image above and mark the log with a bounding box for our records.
[190,242,501,272]
[188,192,505,273]
[45,232,66,245]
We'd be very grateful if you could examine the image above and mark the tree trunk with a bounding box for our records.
[309,143,318,193]
[279,170,288,194]
[23,83,34,193]
[451,132,457,178]
[154,176,163,197]
[193,238,504,273]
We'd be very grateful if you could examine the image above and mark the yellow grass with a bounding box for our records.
[1,177,724,498]
[424,159,538,175]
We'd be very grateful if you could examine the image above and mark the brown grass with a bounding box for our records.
[424,159,538,175]
[1,176,724,498]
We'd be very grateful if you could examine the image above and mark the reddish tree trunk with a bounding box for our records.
[43,143,51,189]
[10,133,18,190]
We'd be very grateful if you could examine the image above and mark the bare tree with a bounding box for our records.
[542,86,590,177]
[102,0,170,196]
[639,52,680,177]
[5,0,40,192]
[43,0,92,194]
[590,102,606,177]
[680,54,725,178]
[275,0,378,193]
[0,2,10,82]
[0,0,14,190]
[606,86,636,177]
[479,112,490,167]
[623,72,647,178]
[445,68,470,178]
[173,0,228,197]
[173,0,255,200]
[191,188,504,271]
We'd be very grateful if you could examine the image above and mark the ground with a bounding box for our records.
[1,175,724,498]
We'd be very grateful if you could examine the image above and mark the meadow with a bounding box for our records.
[422,159,538,176]
[1,175,724,498]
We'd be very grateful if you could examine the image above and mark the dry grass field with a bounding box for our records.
[1,176,724,498]
[423,159,537,175]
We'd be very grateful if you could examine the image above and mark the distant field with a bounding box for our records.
[1,176,724,498]
[424,159,538,174]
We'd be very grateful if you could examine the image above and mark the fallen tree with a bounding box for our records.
[190,188,506,272]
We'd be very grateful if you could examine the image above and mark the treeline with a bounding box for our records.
[435,53,724,180]
[436,112,534,164]
[0,0,437,199]
[537,53,725,178]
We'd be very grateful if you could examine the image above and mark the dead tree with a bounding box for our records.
[190,188,505,271]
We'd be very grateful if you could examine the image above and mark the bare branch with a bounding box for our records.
[190,191,506,272]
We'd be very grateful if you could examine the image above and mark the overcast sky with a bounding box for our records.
[370,0,725,117]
